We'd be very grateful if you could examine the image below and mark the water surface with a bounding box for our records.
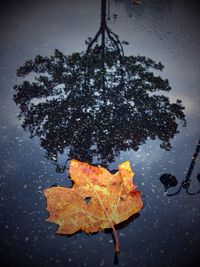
[0,0,200,266]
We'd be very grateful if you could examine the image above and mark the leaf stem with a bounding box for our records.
[111,222,120,253]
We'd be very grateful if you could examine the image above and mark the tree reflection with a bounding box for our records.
[13,0,185,170]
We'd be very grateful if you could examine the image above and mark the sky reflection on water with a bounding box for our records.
[0,0,200,267]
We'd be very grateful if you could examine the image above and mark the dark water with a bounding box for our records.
[0,0,200,266]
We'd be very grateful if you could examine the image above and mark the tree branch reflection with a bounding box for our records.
[13,0,185,171]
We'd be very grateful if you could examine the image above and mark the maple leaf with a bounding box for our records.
[44,160,143,252]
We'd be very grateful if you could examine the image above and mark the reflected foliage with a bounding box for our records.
[13,0,185,170]
[13,48,185,169]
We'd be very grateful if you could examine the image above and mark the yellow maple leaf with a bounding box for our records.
[44,160,143,252]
